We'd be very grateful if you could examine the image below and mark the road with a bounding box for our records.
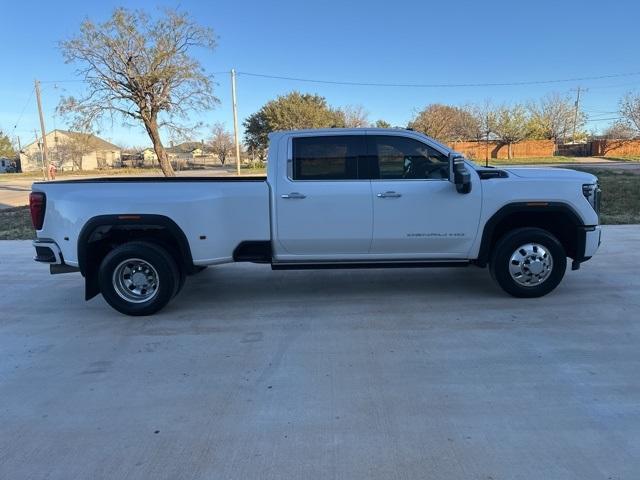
[0,179,33,209]
[1,226,639,479]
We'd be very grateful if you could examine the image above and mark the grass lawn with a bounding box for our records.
[473,156,578,166]
[0,167,162,182]
[478,156,640,166]
[573,168,640,224]
[240,167,267,175]
[0,206,34,240]
[593,155,640,162]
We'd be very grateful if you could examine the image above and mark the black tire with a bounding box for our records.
[98,241,179,316]
[490,227,567,298]
[174,266,186,298]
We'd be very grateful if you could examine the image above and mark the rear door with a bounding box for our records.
[367,134,481,257]
[274,134,372,259]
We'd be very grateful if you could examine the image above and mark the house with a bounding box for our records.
[120,148,157,168]
[165,141,225,167]
[142,148,158,164]
[20,130,122,172]
[166,141,209,160]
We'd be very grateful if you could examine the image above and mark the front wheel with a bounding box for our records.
[98,241,179,316]
[490,228,567,298]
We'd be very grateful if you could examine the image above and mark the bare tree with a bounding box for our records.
[209,122,234,165]
[52,132,93,170]
[340,105,369,128]
[409,104,458,141]
[620,91,640,133]
[57,8,219,176]
[527,92,582,143]
[489,104,530,159]
[408,104,479,142]
[456,104,486,142]
[603,121,636,140]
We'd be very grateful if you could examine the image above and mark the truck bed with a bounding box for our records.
[32,177,271,266]
[33,176,267,184]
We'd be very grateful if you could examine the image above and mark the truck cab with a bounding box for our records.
[268,130,480,263]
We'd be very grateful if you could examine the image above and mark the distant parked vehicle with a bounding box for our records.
[0,158,17,173]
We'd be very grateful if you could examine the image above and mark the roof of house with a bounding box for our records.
[23,130,121,151]
[166,141,209,154]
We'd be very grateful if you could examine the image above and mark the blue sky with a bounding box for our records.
[1,0,639,147]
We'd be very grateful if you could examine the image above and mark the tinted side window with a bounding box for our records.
[368,135,449,180]
[292,135,366,180]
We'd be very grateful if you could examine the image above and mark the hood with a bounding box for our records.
[505,167,597,183]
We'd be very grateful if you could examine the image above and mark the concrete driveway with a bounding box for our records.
[1,226,639,479]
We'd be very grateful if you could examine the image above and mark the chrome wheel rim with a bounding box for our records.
[508,243,553,287]
[112,258,159,303]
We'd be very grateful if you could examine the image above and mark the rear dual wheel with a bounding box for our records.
[98,241,182,316]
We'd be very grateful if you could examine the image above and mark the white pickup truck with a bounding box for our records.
[30,128,601,315]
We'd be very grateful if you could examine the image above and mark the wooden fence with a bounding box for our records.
[448,140,555,159]
[591,139,640,157]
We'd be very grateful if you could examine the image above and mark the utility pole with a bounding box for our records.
[571,86,585,142]
[231,69,241,176]
[34,129,46,180]
[485,112,490,168]
[34,80,50,179]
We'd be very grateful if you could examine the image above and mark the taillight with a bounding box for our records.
[29,192,46,230]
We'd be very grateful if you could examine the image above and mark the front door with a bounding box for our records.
[274,134,372,260]
[367,134,481,258]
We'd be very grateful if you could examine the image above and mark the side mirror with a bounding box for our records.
[449,154,472,194]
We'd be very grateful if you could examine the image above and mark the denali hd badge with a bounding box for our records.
[407,233,465,237]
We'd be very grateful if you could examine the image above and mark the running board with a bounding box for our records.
[271,261,470,270]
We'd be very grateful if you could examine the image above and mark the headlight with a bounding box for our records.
[582,182,601,215]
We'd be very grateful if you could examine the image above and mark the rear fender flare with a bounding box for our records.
[77,214,194,300]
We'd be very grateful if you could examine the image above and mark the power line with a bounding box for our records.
[587,81,640,90]
[39,79,85,84]
[237,70,640,88]
[584,116,624,123]
[38,71,230,85]
[587,113,622,119]
[12,86,35,131]
[583,109,618,114]
[32,69,640,90]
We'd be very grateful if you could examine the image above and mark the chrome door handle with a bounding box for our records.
[377,191,402,198]
[281,192,306,199]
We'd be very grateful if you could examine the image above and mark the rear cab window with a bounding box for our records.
[291,135,368,180]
